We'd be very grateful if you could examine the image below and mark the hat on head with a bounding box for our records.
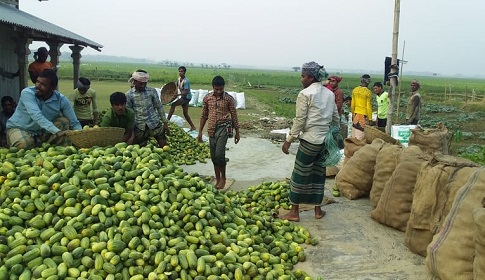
[411,79,420,86]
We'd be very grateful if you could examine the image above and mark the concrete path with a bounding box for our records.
[181,137,434,279]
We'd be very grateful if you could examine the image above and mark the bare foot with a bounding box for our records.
[315,208,326,219]
[190,127,196,131]
[280,213,300,222]
[216,178,226,189]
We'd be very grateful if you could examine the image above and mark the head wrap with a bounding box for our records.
[128,71,149,84]
[361,74,371,84]
[77,77,90,90]
[328,75,342,84]
[411,79,420,87]
[301,61,328,82]
[77,80,90,90]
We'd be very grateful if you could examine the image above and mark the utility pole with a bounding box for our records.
[386,0,400,134]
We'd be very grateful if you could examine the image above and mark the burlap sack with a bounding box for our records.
[426,167,485,280]
[409,122,449,154]
[370,145,404,209]
[370,146,428,231]
[336,138,388,200]
[404,154,479,256]
[473,203,485,280]
[326,166,339,177]
[343,137,367,158]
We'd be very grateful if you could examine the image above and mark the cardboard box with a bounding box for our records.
[391,125,417,147]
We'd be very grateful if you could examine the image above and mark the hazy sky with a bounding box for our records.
[20,0,485,77]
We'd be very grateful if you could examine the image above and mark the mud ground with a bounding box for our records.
[181,136,435,280]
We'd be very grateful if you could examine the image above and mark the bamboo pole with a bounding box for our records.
[387,0,400,134]
[395,41,406,124]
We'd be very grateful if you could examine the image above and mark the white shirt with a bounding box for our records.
[286,82,340,145]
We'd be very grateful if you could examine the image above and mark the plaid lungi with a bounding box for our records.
[288,139,327,205]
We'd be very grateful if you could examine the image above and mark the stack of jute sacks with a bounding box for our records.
[335,122,485,280]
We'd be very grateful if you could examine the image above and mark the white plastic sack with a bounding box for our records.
[227,91,238,108]
[235,92,246,109]
[169,114,185,127]
[197,90,209,107]
[156,88,161,102]
[188,89,199,107]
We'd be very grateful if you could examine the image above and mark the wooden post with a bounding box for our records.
[46,42,62,70]
[69,45,84,89]
[12,37,30,93]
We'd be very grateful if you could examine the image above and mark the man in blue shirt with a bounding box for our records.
[6,69,81,149]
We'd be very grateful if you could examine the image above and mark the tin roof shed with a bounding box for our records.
[0,0,103,101]
[0,2,103,51]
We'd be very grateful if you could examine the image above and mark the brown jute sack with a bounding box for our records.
[370,145,404,209]
[326,166,339,177]
[426,167,485,280]
[336,138,388,200]
[473,203,485,280]
[404,154,479,256]
[343,137,367,158]
[409,122,449,154]
[370,146,427,231]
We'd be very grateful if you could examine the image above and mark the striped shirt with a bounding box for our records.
[201,92,239,137]
[126,87,167,131]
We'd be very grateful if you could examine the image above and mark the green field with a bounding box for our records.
[55,62,485,162]
[57,61,485,118]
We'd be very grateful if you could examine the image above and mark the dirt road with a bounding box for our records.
[182,137,434,280]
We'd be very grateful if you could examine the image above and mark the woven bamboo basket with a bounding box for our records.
[364,125,400,145]
[160,82,178,105]
[65,127,125,148]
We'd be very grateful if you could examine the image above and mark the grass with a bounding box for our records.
[56,79,293,129]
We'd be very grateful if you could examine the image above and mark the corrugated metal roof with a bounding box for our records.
[0,2,103,51]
